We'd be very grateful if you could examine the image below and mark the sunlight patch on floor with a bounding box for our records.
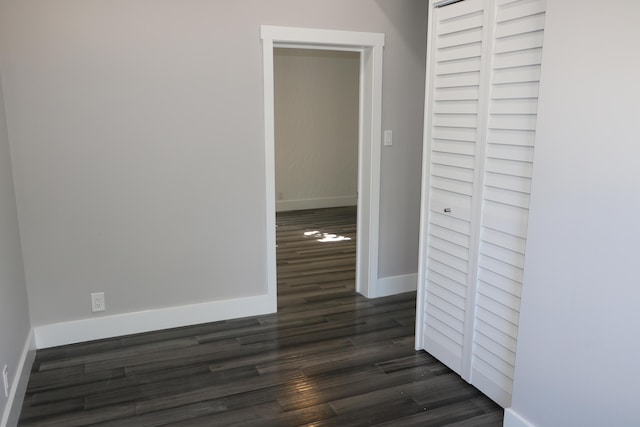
[303,230,352,243]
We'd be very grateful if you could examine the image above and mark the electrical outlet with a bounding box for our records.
[91,292,105,312]
[2,365,8,398]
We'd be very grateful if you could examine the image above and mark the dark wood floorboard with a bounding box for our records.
[18,206,503,426]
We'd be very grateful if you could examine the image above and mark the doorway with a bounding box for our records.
[261,26,385,307]
[273,47,359,305]
[274,48,359,214]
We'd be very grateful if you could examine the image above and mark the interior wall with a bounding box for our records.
[0,43,31,423]
[0,1,427,329]
[376,2,427,277]
[274,48,359,212]
[508,1,640,426]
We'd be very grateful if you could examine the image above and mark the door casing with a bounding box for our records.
[261,25,385,303]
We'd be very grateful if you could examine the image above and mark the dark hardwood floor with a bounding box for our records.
[18,207,503,426]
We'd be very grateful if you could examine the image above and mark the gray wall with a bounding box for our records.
[0,45,31,423]
[0,1,427,327]
[274,48,359,212]
[508,1,640,426]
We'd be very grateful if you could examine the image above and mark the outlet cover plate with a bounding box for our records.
[91,292,105,312]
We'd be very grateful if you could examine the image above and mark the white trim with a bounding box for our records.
[1,330,35,427]
[415,0,441,350]
[376,273,417,297]
[261,26,384,48]
[262,33,278,305]
[260,25,385,300]
[503,408,536,427]
[275,195,357,212]
[34,294,275,349]
[363,42,384,299]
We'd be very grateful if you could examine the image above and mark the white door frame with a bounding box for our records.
[260,25,385,303]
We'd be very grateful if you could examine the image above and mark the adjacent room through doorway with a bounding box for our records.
[273,48,360,303]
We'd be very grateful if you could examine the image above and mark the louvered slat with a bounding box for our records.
[478,268,523,298]
[481,226,526,254]
[428,268,468,299]
[491,81,539,99]
[494,30,544,54]
[476,306,519,339]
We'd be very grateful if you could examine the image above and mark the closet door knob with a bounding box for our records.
[444,208,451,213]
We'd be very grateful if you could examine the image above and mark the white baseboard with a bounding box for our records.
[376,273,417,298]
[34,293,276,349]
[1,330,35,427]
[276,195,356,212]
[503,408,536,427]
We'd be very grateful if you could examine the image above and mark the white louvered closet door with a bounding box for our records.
[419,0,546,408]
[421,0,486,377]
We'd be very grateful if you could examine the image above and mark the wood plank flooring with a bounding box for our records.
[18,207,503,426]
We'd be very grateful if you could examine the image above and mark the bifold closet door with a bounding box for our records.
[469,0,546,406]
[420,0,486,377]
[419,0,546,408]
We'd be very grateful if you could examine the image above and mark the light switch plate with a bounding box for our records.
[384,130,393,146]
[2,365,8,397]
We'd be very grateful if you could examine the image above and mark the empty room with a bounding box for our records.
[1,1,638,426]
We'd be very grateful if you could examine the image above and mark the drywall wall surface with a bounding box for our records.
[274,48,358,211]
[509,1,640,426]
[0,47,31,423]
[376,0,427,277]
[1,0,427,326]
